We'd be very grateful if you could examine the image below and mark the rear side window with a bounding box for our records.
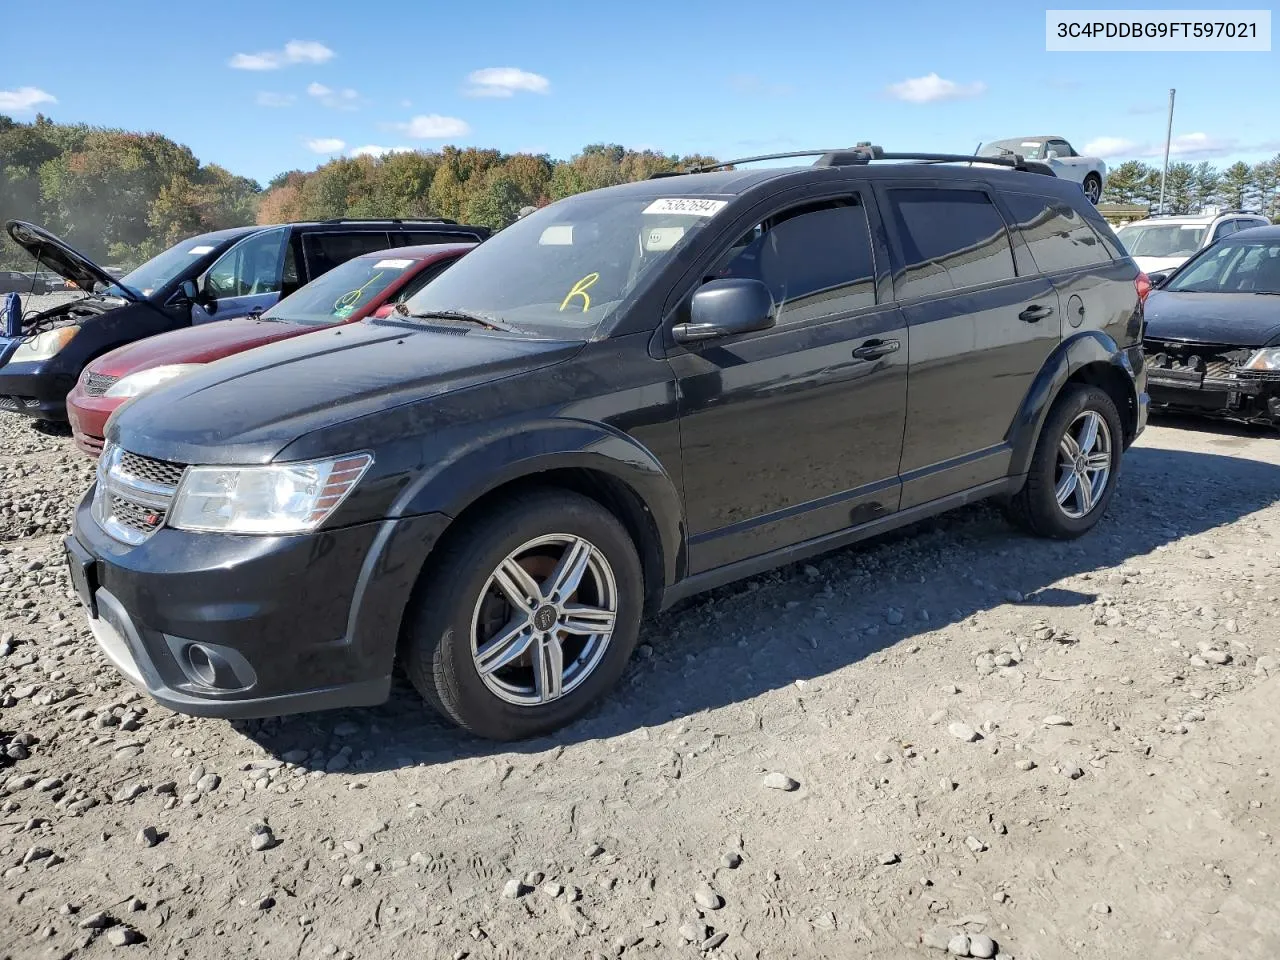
[1003,194,1113,273]
[302,232,394,278]
[1213,220,1238,241]
[401,231,480,246]
[886,189,1017,299]
[710,198,877,325]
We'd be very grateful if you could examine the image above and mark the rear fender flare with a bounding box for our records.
[393,419,686,590]
[1008,331,1135,477]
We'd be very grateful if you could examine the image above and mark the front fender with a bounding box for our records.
[1008,330,1135,477]
[394,419,686,590]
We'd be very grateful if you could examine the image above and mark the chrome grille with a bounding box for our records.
[92,443,187,545]
[83,371,118,397]
[118,451,187,488]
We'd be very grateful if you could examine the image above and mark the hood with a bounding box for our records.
[4,220,137,301]
[1143,291,1280,347]
[91,317,317,378]
[110,321,582,465]
[1132,255,1189,275]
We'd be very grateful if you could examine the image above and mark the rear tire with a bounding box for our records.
[1083,173,1102,205]
[1007,383,1122,539]
[401,489,643,740]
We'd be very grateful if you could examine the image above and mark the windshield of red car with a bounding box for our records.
[264,255,421,325]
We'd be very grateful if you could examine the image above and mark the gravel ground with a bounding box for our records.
[1,396,1279,960]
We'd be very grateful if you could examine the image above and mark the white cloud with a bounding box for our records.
[463,67,550,98]
[350,144,413,158]
[255,91,296,108]
[393,114,471,139]
[306,81,359,110]
[885,72,986,104]
[305,137,346,154]
[229,40,334,71]
[0,86,57,112]
[1081,136,1140,158]
[1082,132,1241,160]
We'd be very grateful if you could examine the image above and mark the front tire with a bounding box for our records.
[1083,173,1102,205]
[401,489,643,740]
[1008,383,1123,539]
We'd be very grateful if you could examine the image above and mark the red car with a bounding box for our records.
[67,243,474,455]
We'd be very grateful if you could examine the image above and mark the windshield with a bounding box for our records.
[1165,241,1280,294]
[107,235,229,299]
[400,192,722,338]
[265,254,422,325]
[980,139,1046,159]
[1115,223,1206,258]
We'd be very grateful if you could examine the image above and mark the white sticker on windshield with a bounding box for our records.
[372,258,414,269]
[187,245,214,255]
[643,198,727,217]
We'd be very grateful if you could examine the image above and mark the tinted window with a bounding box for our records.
[709,199,876,324]
[401,231,480,246]
[1003,194,1113,273]
[203,228,288,299]
[886,189,1017,299]
[1213,220,1237,241]
[302,232,394,278]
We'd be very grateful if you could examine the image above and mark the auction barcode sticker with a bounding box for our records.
[1046,9,1271,51]
[643,198,728,217]
[187,245,214,255]
[372,259,414,269]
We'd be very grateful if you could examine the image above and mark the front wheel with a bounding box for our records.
[1007,383,1123,539]
[1083,173,1102,205]
[401,489,644,740]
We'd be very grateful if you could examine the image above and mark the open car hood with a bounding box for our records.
[4,220,137,301]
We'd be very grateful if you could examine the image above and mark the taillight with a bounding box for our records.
[1135,272,1152,304]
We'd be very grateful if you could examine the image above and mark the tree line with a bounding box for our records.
[3,112,1278,271]
[1102,156,1280,216]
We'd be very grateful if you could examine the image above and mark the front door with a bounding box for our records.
[672,192,908,574]
[191,227,290,324]
[879,183,1062,508]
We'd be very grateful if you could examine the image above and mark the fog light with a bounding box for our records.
[166,637,257,692]
[185,644,218,687]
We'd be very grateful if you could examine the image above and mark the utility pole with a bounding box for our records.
[1158,88,1175,215]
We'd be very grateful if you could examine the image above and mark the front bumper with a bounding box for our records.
[0,352,76,419]
[67,491,451,719]
[1147,366,1280,423]
[65,383,116,456]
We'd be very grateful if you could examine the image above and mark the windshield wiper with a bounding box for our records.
[399,309,518,333]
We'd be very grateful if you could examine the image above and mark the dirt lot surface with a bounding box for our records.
[1,390,1278,959]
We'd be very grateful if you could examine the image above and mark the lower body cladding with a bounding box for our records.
[1145,340,1280,425]
[66,492,451,718]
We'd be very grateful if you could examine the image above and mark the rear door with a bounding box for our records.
[878,182,1061,507]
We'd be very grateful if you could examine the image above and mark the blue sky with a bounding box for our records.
[2,0,1276,185]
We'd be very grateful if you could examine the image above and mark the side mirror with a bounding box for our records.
[1147,271,1170,287]
[672,278,775,345]
[372,304,396,319]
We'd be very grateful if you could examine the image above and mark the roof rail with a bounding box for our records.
[319,217,460,225]
[650,144,1055,178]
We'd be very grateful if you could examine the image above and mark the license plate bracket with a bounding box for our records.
[64,536,98,618]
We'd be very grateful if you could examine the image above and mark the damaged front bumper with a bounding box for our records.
[1145,339,1280,424]
[0,338,77,419]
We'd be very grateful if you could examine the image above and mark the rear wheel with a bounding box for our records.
[1007,383,1122,539]
[401,489,643,740]
[1083,173,1102,204]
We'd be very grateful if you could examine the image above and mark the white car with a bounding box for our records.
[1114,210,1272,276]
[977,136,1107,205]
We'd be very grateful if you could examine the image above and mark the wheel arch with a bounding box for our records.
[1009,331,1139,478]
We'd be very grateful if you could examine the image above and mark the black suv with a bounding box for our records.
[66,148,1149,740]
[0,218,489,419]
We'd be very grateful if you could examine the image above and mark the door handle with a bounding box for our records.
[1019,304,1054,323]
[852,338,900,361]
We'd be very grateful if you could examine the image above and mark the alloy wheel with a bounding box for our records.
[1084,177,1101,204]
[469,534,619,706]
[1055,410,1112,520]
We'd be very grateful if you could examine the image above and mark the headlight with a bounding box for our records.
[12,327,77,362]
[1243,347,1280,371]
[104,363,201,398]
[168,453,373,534]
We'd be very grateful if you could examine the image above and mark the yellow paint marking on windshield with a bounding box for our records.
[559,272,599,313]
[333,271,385,312]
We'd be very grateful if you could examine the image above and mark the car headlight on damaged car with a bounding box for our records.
[167,453,373,535]
[104,363,201,398]
[1242,347,1280,372]
[12,327,77,362]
